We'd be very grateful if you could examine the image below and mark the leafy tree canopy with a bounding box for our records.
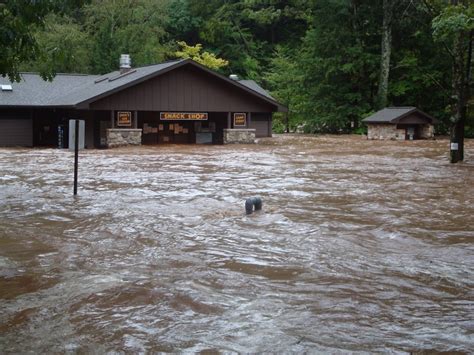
[174,41,229,70]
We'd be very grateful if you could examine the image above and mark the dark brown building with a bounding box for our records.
[0,58,286,148]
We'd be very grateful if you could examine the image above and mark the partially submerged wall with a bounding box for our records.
[420,124,435,139]
[367,124,405,140]
[223,129,256,144]
[106,129,142,148]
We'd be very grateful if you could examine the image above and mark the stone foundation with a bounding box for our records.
[106,129,142,148]
[367,124,405,140]
[420,124,435,139]
[223,129,256,144]
[367,123,435,140]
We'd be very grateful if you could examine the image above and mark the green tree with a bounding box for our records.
[297,0,380,133]
[428,0,473,162]
[174,41,229,70]
[83,0,171,74]
[264,46,302,132]
[0,0,57,81]
[376,0,396,109]
[20,13,92,74]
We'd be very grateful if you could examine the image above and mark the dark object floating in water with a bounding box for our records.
[245,197,262,215]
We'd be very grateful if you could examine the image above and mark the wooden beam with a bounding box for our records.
[110,110,114,128]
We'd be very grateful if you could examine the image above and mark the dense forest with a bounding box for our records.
[1,0,473,141]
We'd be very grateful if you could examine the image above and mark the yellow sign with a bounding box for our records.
[233,113,247,127]
[117,111,132,127]
[160,112,208,121]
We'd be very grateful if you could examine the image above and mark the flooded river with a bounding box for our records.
[0,135,473,352]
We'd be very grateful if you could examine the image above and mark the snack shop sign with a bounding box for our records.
[160,112,208,121]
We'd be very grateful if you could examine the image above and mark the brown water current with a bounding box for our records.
[0,135,473,352]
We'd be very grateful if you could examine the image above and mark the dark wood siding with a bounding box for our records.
[90,65,276,113]
[397,113,431,124]
[250,113,272,137]
[0,118,33,146]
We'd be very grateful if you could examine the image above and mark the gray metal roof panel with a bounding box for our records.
[0,60,183,107]
[238,80,275,100]
[362,107,417,123]
[0,73,100,107]
[54,60,183,106]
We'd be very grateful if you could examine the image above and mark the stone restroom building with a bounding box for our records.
[363,107,437,140]
[0,56,286,148]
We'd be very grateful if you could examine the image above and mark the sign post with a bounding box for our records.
[69,120,85,196]
[73,120,79,195]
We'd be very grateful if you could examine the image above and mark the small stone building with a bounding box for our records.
[363,107,437,140]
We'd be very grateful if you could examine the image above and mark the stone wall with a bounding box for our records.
[420,124,435,139]
[223,129,256,144]
[367,124,405,140]
[106,129,142,148]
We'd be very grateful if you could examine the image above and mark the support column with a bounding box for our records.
[110,110,115,128]
[247,112,252,128]
[133,111,138,128]
[269,113,273,137]
[227,112,232,128]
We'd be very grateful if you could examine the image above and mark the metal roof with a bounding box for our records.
[362,107,437,124]
[0,59,285,111]
[238,80,275,100]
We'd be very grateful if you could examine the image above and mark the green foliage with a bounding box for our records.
[264,45,302,128]
[20,13,91,74]
[296,1,380,133]
[432,3,473,42]
[2,0,470,138]
[271,113,287,134]
[83,0,171,74]
[0,0,57,81]
[174,41,229,70]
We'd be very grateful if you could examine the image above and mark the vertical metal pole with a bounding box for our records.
[73,119,79,196]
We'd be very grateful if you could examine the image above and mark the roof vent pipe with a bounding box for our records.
[119,54,131,74]
[229,74,239,81]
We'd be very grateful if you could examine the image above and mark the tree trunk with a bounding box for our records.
[376,0,394,110]
[449,2,471,163]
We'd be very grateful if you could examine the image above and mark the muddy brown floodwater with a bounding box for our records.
[0,135,473,352]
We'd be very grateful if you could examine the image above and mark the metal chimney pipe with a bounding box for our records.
[119,54,131,74]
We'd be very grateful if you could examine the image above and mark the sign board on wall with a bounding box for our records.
[117,111,132,127]
[160,112,208,121]
[233,113,247,127]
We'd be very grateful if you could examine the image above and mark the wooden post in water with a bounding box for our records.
[73,119,79,196]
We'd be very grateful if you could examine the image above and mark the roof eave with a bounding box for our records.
[188,60,286,110]
[0,104,76,109]
[391,108,438,124]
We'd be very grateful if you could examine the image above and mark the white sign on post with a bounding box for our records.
[450,142,459,151]
[69,120,85,150]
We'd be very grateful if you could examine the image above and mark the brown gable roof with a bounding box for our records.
[0,59,287,112]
